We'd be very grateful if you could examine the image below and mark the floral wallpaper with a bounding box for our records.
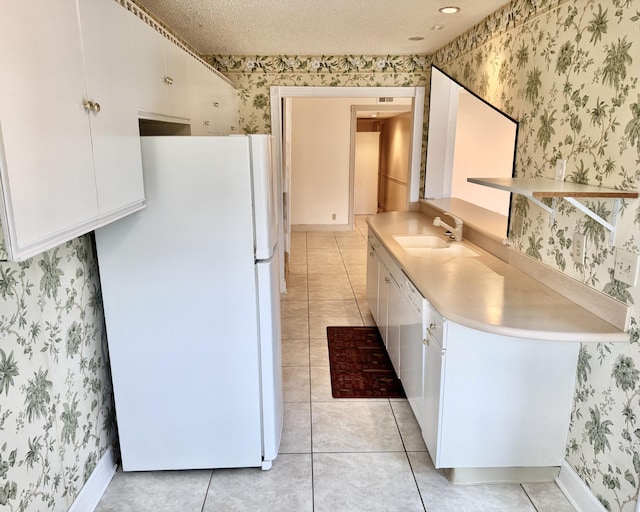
[207,54,430,134]
[432,0,640,510]
[0,235,115,511]
[209,0,640,510]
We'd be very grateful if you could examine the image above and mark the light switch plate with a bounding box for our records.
[614,248,640,286]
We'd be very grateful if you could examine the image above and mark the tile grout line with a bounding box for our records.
[305,232,317,512]
[199,469,215,512]
[388,401,427,512]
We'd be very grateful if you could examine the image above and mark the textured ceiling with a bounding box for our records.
[133,0,511,56]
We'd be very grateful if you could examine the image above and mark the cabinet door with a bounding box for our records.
[399,295,425,428]
[423,308,446,467]
[377,262,390,346]
[0,0,97,260]
[78,0,145,221]
[211,81,240,134]
[131,16,169,116]
[164,40,191,119]
[366,241,379,322]
[386,274,402,375]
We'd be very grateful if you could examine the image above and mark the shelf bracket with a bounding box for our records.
[528,196,555,225]
[563,197,619,247]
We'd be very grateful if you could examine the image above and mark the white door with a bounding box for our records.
[354,132,380,214]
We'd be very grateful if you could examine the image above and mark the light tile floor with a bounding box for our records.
[96,216,575,512]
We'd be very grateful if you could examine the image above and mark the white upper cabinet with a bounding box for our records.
[78,0,145,223]
[0,1,98,260]
[0,0,240,261]
[0,0,145,261]
[132,16,190,121]
[188,58,240,136]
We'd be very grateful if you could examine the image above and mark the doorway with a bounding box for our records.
[353,105,413,215]
[270,86,425,287]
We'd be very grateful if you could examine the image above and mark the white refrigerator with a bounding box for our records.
[95,135,283,471]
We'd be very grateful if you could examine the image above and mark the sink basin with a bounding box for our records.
[392,235,479,258]
[392,235,450,249]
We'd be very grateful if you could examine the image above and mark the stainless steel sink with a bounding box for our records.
[392,235,479,258]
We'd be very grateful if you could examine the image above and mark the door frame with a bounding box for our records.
[270,86,425,236]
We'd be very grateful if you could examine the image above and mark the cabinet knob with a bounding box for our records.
[212,101,220,108]
[384,276,390,284]
[369,251,374,257]
[423,337,429,346]
[204,120,210,126]
[164,76,174,85]
[83,100,100,113]
[230,126,236,131]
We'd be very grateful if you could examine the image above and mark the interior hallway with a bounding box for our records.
[95,216,575,511]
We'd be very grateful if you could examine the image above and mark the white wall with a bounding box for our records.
[290,97,355,226]
[451,90,516,216]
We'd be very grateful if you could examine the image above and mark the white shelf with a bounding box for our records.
[468,177,639,246]
[467,177,638,199]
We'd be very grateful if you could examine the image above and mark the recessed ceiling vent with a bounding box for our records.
[377,97,394,103]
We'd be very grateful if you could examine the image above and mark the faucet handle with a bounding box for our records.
[444,212,463,226]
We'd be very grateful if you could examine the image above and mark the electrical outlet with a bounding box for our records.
[555,159,566,181]
[572,232,586,265]
[331,213,336,220]
[614,248,640,286]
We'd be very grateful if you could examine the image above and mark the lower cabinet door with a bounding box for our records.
[386,274,402,375]
[423,330,445,467]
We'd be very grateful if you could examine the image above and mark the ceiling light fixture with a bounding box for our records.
[408,36,425,41]
[439,6,460,14]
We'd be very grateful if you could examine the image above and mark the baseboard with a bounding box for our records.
[68,446,118,512]
[291,223,350,232]
[444,466,559,485]
[556,460,606,512]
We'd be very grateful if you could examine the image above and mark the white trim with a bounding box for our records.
[291,223,350,232]
[556,459,606,512]
[409,87,425,203]
[272,86,417,98]
[68,446,118,512]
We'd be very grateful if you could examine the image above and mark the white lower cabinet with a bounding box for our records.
[366,238,380,322]
[386,273,402,374]
[366,232,582,473]
[423,306,580,469]
[398,277,426,429]
[377,262,390,346]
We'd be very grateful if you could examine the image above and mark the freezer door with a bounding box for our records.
[256,251,283,467]
[250,134,279,260]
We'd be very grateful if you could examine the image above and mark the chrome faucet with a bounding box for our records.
[433,213,463,242]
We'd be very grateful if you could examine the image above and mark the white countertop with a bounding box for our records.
[367,212,629,343]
